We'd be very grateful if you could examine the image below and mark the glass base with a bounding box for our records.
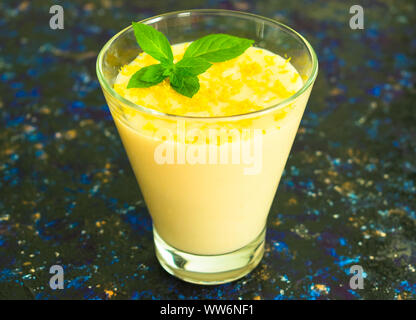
[154,227,265,285]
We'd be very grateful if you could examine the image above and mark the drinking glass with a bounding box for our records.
[96,9,318,284]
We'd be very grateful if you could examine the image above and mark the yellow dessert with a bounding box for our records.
[114,44,302,117]
[107,43,310,255]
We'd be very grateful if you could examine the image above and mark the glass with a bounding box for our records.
[96,9,318,284]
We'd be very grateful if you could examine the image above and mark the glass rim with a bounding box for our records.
[96,9,319,121]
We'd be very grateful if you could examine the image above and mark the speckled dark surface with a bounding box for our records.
[0,0,415,300]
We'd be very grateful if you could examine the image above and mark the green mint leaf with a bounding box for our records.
[161,63,175,77]
[127,64,167,88]
[132,22,173,64]
[127,27,255,98]
[170,72,200,98]
[174,57,212,76]
[183,33,254,63]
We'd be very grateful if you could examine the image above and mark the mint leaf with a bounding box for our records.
[174,57,212,76]
[170,72,200,98]
[132,22,173,64]
[127,25,255,98]
[183,34,254,63]
[127,64,167,88]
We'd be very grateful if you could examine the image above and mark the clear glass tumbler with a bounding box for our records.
[96,9,318,284]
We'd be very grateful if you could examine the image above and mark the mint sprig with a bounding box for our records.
[170,72,200,98]
[131,22,173,65]
[127,64,167,88]
[127,23,254,98]
[174,57,212,77]
[183,34,254,63]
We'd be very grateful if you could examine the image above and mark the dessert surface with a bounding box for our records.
[114,44,303,117]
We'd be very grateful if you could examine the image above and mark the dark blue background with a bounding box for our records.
[0,0,415,299]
